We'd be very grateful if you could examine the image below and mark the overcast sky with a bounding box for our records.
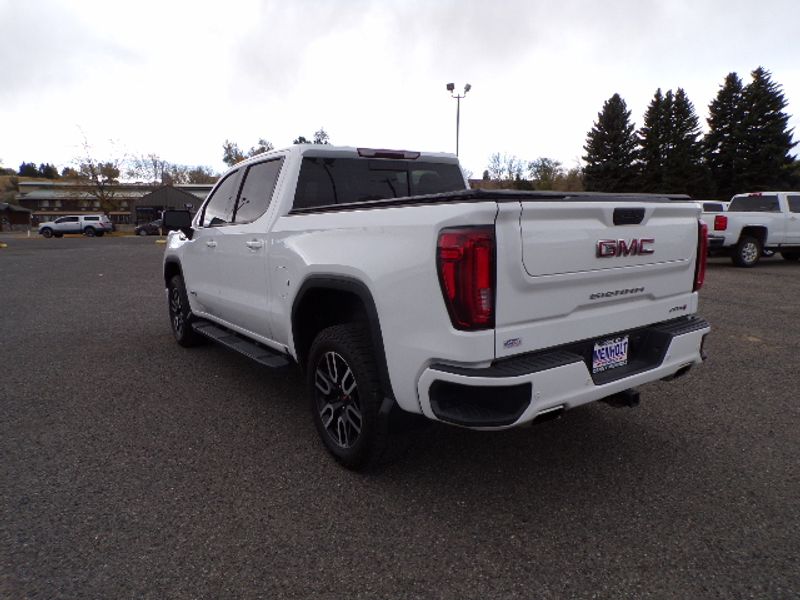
[1,0,798,178]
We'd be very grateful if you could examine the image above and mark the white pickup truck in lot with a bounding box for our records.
[708,191,800,266]
[162,144,710,469]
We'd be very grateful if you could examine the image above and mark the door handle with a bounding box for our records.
[245,240,264,250]
[206,240,217,248]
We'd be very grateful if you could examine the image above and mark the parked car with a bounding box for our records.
[162,144,709,469]
[135,219,163,236]
[38,214,113,238]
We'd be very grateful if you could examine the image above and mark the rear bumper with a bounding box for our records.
[417,316,710,429]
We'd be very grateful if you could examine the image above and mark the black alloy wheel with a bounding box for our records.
[41,228,53,238]
[307,324,388,469]
[314,350,364,450]
[167,274,204,347]
[84,227,96,237]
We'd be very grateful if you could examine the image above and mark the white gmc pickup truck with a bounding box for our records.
[162,144,710,469]
[708,191,800,266]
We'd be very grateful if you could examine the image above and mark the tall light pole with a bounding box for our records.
[446,82,471,156]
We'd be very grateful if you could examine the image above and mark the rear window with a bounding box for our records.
[729,195,780,212]
[293,157,465,210]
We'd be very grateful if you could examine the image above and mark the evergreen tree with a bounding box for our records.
[738,66,796,190]
[38,163,59,179]
[638,88,712,195]
[637,89,672,192]
[582,93,638,192]
[663,88,713,196]
[18,162,39,177]
[704,72,745,200]
[789,158,800,188]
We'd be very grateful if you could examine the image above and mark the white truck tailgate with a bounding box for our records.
[494,200,702,358]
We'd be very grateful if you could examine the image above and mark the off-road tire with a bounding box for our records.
[307,323,390,470]
[167,274,205,347]
[732,236,761,268]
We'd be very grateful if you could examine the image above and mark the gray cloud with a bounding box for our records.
[0,1,138,103]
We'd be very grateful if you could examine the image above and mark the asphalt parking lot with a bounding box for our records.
[1,237,798,599]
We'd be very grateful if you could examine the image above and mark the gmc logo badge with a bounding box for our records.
[596,238,654,258]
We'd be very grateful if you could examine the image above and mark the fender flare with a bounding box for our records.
[163,257,183,285]
[292,275,395,401]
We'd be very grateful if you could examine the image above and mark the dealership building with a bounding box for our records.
[15,181,213,228]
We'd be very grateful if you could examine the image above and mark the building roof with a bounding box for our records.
[16,181,213,202]
[0,202,32,213]
[138,185,203,208]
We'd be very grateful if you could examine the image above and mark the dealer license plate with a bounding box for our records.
[592,336,629,374]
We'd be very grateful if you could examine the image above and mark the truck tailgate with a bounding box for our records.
[495,201,701,359]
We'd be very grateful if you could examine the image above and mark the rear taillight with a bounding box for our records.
[437,226,495,330]
[714,214,728,231]
[694,220,708,292]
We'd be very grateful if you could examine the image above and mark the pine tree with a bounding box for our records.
[38,163,59,179]
[738,67,797,191]
[582,93,638,192]
[704,73,745,200]
[663,88,713,196]
[18,162,39,177]
[637,89,673,192]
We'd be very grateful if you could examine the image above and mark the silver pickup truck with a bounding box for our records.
[38,214,113,238]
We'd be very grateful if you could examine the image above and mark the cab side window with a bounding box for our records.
[202,170,242,227]
[788,195,800,213]
[234,159,284,224]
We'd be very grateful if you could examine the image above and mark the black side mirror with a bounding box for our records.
[162,210,193,238]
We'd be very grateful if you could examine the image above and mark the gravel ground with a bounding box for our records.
[1,237,798,599]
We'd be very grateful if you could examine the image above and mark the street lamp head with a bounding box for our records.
[464,83,472,93]
[446,82,455,92]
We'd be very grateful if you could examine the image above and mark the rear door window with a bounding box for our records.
[234,159,284,224]
[787,195,800,213]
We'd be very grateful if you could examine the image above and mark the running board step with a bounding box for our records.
[192,321,290,368]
